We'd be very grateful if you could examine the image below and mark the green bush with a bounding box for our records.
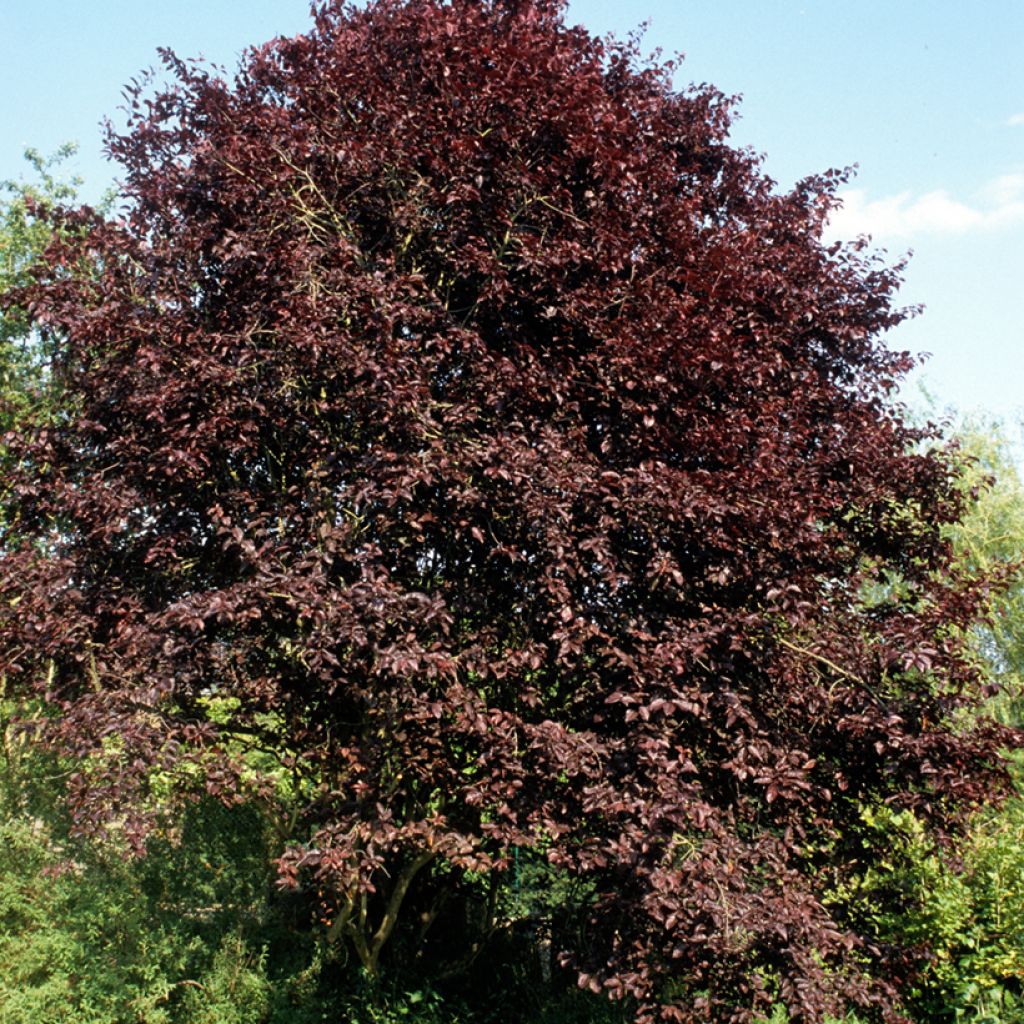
[0,809,189,1023]
[0,704,311,1024]
[825,790,1024,1024]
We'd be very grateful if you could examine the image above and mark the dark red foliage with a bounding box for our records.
[0,1,1015,1019]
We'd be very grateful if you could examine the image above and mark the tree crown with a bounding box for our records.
[1,3,1016,1021]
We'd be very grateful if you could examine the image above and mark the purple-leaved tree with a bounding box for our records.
[1,2,1016,1020]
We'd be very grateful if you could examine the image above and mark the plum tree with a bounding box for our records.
[0,2,1016,1021]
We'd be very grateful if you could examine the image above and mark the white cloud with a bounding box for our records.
[825,174,1024,242]
[979,172,1024,206]
[1007,112,1024,126]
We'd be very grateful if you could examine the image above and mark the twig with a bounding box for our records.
[776,636,888,710]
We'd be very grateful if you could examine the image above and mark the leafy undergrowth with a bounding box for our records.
[2,738,1023,1024]
[0,722,626,1024]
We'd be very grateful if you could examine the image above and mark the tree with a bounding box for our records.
[946,418,1024,723]
[0,144,81,435]
[815,418,1024,1024]
[0,2,1017,1021]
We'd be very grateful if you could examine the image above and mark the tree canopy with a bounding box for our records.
[0,2,1017,1021]
[0,144,81,435]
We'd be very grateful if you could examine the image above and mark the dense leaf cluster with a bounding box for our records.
[0,145,81,435]
[0,2,1017,1021]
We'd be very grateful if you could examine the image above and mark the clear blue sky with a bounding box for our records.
[2,0,1022,430]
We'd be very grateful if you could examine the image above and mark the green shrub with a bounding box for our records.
[825,793,1024,1024]
[0,708,309,1024]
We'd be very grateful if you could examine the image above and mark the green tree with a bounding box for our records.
[0,144,82,434]
[817,418,1024,1024]
[946,418,1024,724]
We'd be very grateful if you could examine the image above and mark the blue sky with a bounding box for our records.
[2,0,1021,430]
